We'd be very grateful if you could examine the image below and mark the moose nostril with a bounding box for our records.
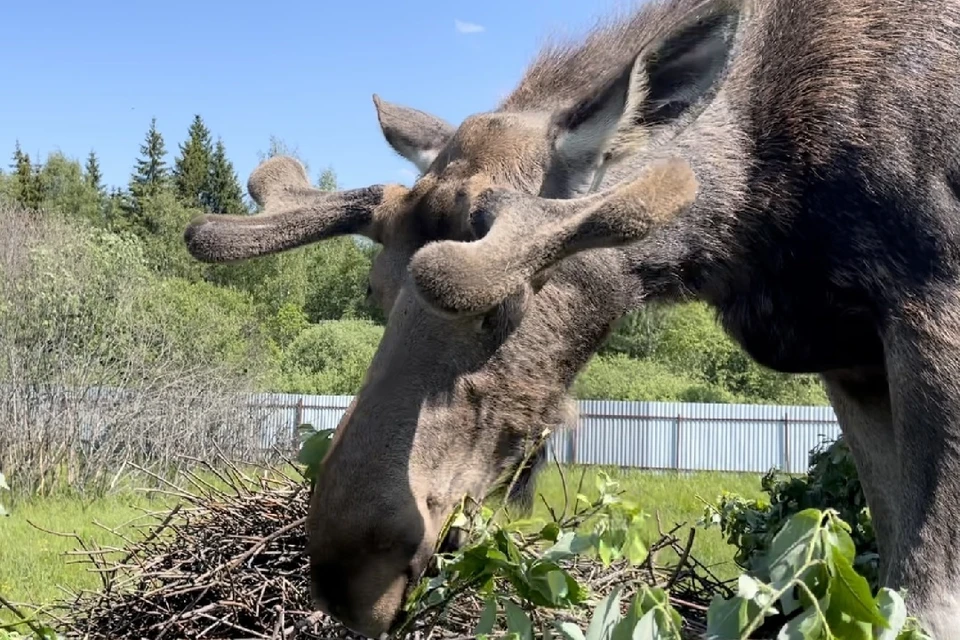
[469,207,496,239]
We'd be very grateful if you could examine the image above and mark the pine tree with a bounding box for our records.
[208,138,246,214]
[84,150,103,193]
[172,114,213,210]
[129,117,170,204]
[10,141,41,210]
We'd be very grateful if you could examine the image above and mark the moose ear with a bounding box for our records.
[373,95,457,175]
[553,0,743,171]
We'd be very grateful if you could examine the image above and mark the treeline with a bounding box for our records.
[0,116,828,406]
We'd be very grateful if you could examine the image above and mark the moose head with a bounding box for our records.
[181,0,762,634]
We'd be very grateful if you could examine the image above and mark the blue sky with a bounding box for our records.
[2,0,626,193]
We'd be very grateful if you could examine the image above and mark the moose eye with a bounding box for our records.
[476,310,499,334]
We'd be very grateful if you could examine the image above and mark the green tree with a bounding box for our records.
[172,114,214,210]
[37,152,104,223]
[128,117,171,213]
[84,150,103,194]
[303,238,380,322]
[317,166,337,191]
[207,138,246,214]
[278,319,384,394]
[10,141,42,211]
[600,306,672,360]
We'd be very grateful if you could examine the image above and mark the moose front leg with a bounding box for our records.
[883,296,960,638]
[821,369,898,582]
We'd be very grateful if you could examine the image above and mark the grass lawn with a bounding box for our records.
[0,466,764,628]
[529,465,764,580]
[0,490,177,625]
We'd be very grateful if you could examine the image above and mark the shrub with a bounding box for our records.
[0,204,273,497]
[702,436,880,592]
[300,430,935,639]
[574,353,736,402]
[279,319,384,395]
[135,276,276,381]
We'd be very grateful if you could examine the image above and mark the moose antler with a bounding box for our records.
[184,155,409,263]
[408,156,699,316]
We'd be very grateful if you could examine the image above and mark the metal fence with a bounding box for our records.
[245,393,842,475]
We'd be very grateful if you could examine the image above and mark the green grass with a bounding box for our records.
[0,466,764,628]
[0,489,176,626]
[527,465,764,580]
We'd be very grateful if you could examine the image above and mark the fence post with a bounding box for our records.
[783,412,790,473]
[675,413,682,471]
[292,398,305,452]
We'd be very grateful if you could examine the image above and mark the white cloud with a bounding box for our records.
[454,19,485,34]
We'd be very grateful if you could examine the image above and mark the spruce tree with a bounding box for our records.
[129,117,170,204]
[84,150,103,193]
[208,138,246,214]
[172,114,213,210]
[10,141,41,210]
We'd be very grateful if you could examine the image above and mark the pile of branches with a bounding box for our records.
[51,458,733,639]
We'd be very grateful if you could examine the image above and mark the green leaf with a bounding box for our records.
[624,530,648,565]
[737,574,760,601]
[297,428,335,476]
[875,589,908,640]
[827,544,887,628]
[504,601,533,640]
[705,595,749,640]
[821,515,856,564]
[545,570,570,602]
[543,531,595,562]
[586,587,624,640]
[631,608,662,639]
[825,611,872,640]
[610,595,643,640]
[598,537,613,566]
[555,622,587,640]
[495,530,525,566]
[474,597,498,636]
[541,522,561,542]
[776,603,825,639]
[766,509,824,613]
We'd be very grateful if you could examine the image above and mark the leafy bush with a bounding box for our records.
[574,353,738,403]
[296,428,931,639]
[279,319,384,394]
[703,436,880,593]
[135,276,276,381]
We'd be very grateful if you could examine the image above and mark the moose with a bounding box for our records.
[185,0,960,636]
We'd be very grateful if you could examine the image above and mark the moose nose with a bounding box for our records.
[309,559,411,639]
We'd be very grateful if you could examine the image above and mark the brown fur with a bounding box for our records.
[408,157,699,316]
[184,0,960,636]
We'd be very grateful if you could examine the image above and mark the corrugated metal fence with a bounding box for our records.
[247,393,842,474]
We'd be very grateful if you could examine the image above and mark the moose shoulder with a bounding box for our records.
[186,0,960,636]
[409,0,960,636]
